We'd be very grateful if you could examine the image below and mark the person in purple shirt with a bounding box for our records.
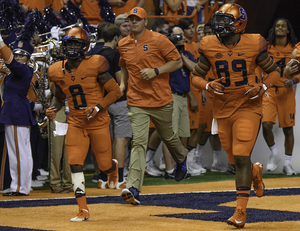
[0,33,36,196]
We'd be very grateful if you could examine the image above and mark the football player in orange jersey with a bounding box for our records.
[46,27,121,222]
[262,18,298,175]
[191,3,280,228]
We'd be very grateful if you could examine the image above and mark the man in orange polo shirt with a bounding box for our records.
[118,7,188,205]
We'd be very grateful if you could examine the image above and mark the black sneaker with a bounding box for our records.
[174,158,187,182]
[92,173,101,183]
[121,186,140,205]
[164,171,175,180]
[164,171,191,180]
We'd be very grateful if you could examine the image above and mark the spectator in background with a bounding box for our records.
[187,0,209,24]
[263,18,298,175]
[87,22,111,55]
[150,18,169,34]
[19,0,46,13]
[196,23,204,43]
[178,17,200,169]
[49,98,72,193]
[45,0,68,15]
[163,0,187,24]
[97,24,132,190]
[110,0,145,16]
[114,14,131,39]
[74,0,102,27]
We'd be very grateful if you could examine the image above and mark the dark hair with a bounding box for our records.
[102,24,121,42]
[178,18,194,30]
[168,24,178,35]
[96,22,112,40]
[266,18,297,47]
[151,18,169,31]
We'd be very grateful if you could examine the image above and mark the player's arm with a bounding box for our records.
[97,72,122,109]
[119,65,128,94]
[82,72,121,120]
[181,53,196,72]
[191,54,224,94]
[187,89,198,111]
[164,0,183,12]
[46,81,65,120]
[136,0,145,7]
[246,50,280,99]
[257,50,280,88]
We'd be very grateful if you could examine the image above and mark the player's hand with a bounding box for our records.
[285,59,299,76]
[189,96,198,112]
[205,78,225,94]
[82,106,98,120]
[140,68,156,80]
[283,79,294,88]
[245,83,268,99]
[46,107,57,120]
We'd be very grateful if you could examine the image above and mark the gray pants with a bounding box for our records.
[127,102,188,191]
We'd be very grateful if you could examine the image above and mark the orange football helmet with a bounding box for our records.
[62,27,90,59]
[213,3,247,35]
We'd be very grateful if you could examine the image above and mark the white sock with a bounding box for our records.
[167,168,174,174]
[269,144,278,156]
[146,148,156,163]
[284,154,292,165]
[212,150,221,165]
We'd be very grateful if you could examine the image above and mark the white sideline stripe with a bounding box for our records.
[2,186,300,202]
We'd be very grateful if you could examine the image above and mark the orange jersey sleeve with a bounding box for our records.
[118,30,181,108]
[48,55,109,126]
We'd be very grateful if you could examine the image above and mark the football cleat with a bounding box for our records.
[97,180,108,189]
[70,209,91,222]
[116,180,127,190]
[252,162,265,197]
[227,206,247,228]
[108,159,119,189]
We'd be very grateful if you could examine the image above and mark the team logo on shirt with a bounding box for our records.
[228,51,233,56]
[215,53,223,59]
[143,45,148,51]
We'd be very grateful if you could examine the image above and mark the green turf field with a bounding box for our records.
[33,169,299,191]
